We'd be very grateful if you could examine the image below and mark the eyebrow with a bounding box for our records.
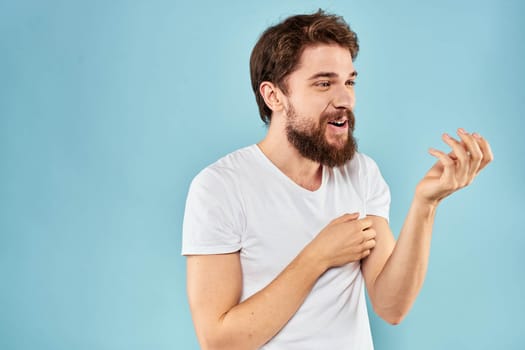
[308,71,358,80]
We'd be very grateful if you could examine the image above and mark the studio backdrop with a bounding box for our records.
[1,0,524,349]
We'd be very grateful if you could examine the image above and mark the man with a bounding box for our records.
[182,10,493,350]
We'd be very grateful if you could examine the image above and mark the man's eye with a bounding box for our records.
[316,81,331,88]
[346,80,356,87]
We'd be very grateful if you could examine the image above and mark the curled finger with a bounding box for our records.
[363,238,376,250]
[360,249,371,260]
[443,133,469,183]
[473,133,494,171]
[457,128,483,183]
[357,217,373,231]
[428,147,456,186]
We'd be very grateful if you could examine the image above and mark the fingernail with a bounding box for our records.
[473,132,482,139]
[458,128,468,135]
[443,133,450,139]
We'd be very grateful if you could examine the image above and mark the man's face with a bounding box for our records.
[282,44,357,167]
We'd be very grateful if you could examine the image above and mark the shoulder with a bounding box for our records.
[182,147,256,255]
[183,146,256,237]
[190,145,259,191]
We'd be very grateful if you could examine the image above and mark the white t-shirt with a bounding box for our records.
[182,145,390,349]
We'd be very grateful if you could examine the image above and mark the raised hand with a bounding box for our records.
[416,128,493,205]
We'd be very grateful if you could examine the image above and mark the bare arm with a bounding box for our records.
[187,251,323,350]
[186,213,376,350]
[361,129,493,324]
[361,202,435,324]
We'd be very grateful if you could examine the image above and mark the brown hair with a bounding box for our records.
[250,10,359,124]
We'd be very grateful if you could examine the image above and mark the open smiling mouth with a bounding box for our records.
[328,120,347,127]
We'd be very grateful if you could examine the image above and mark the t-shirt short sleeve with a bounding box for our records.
[181,166,244,255]
[362,155,391,221]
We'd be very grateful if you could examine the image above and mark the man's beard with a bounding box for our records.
[285,104,357,168]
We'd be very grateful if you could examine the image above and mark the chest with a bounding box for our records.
[237,176,365,297]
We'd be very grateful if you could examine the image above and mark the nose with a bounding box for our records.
[332,84,355,110]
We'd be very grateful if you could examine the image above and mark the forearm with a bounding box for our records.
[192,213,374,348]
[371,196,437,322]
[203,247,325,350]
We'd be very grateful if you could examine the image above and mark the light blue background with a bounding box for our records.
[1,0,523,349]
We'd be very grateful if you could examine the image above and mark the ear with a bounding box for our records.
[259,81,285,114]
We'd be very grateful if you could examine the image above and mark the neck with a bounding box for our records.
[258,122,323,191]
